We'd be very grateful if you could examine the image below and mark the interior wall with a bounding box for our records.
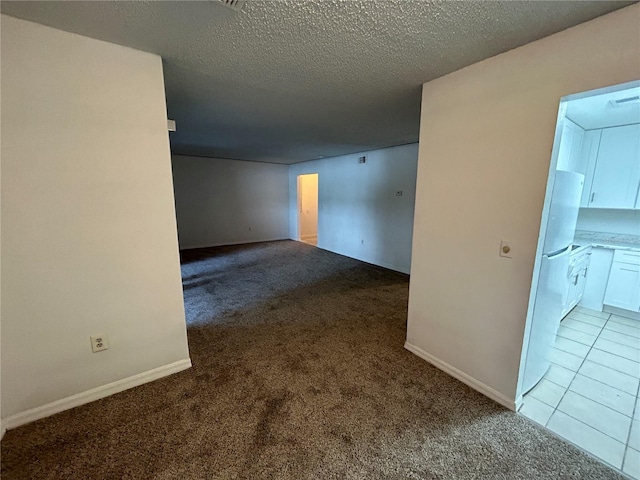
[576,208,640,236]
[298,174,318,240]
[1,16,190,421]
[406,5,640,408]
[288,144,418,274]
[171,155,289,249]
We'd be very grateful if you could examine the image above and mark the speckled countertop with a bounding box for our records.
[574,230,640,251]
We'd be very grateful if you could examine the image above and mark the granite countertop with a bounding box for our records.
[574,231,640,251]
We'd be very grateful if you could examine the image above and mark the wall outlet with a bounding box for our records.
[91,334,109,353]
[358,156,366,164]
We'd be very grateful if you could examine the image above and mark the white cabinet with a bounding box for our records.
[579,247,614,311]
[586,124,640,209]
[604,250,640,312]
[577,130,601,207]
[557,119,585,173]
[562,246,591,318]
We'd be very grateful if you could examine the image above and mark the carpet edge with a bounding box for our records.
[404,342,516,411]
[1,358,192,432]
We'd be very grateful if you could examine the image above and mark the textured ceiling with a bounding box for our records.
[1,1,634,164]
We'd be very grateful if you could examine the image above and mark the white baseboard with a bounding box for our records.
[404,342,516,411]
[604,305,640,321]
[311,244,410,275]
[515,395,524,411]
[1,358,192,432]
[180,237,288,250]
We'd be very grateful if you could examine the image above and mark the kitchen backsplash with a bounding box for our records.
[576,208,640,236]
[574,230,640,247]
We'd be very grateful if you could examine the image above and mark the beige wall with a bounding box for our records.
[1,16,190,422]
[406,5,640,408]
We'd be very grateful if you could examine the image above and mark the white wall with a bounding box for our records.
[289,144,418,274]
[171,155,289,249]
[1,16,190,423]
[576,208,640,236]
[406,5,640,409]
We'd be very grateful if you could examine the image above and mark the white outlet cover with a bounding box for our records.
[91,334,109,353]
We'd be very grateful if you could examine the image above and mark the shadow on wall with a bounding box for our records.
[289,144,419,274]
[172,155,289,249]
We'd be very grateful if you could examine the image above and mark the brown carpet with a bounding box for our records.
[1,240,622,479]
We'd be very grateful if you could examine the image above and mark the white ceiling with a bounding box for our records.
[1,1,633,164]
[566,86,640,130]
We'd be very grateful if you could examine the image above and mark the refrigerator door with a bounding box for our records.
[543,170,584,255]
[521,247,571,394]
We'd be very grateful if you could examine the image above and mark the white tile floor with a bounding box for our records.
[520,306,640,478]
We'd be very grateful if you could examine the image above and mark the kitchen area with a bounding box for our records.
[519,83,640,477]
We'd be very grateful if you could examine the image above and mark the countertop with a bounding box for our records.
[574,231,640,252]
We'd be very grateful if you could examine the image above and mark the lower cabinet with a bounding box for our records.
[562,246,591,318]
[604,250,640,312]
[579,247,614,312]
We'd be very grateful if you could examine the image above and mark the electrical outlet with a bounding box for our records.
[91,334,109,353]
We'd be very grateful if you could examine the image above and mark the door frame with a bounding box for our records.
[296,173,319,244]
[516,79,640,404]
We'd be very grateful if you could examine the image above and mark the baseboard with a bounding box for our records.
[404,342,517,411]
[603,305,640,321]
[312,244,411,275]
[300,234,317,241]
[1,358,192,432]
[180,237,288,250]
[515,395,524,411]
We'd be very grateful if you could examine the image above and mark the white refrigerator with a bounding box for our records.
[521,170,584,394]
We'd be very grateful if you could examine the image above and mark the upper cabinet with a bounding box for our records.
[575,123,640,209]
[556,119,585,172]
[589,124,640,208]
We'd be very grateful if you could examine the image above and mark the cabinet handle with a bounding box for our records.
[590,192,595,203]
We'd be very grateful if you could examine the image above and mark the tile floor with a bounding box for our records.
[520,306,640,478]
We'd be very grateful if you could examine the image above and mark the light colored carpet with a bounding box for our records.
[1,240,622,479]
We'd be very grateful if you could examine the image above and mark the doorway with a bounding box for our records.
[297,173,318,246]
[518,80,640,477]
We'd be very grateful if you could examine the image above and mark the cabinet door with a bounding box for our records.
[576,266,588,305]
[564,272,579,317]
[579,247,614,311]
[588,124,640,209]
[578,130,602,207]
[557,119,585,172]
[604,262,640,311]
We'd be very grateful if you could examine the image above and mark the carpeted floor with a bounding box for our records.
[1,240,622,479]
